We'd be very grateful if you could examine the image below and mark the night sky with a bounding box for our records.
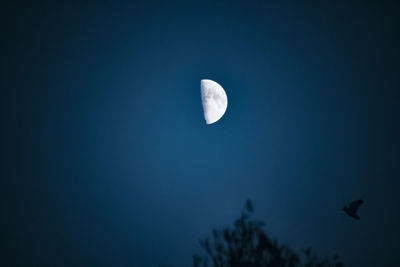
[2,1,400,266]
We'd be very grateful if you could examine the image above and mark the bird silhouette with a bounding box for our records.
[343,199,364,220]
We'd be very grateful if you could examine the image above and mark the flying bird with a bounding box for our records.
[343,199,364,220]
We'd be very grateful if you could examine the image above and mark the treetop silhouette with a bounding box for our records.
[193,200,343,267]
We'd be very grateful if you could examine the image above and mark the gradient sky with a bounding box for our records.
[2,1,400,266]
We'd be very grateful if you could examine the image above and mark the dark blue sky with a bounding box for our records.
[2,1,400,266]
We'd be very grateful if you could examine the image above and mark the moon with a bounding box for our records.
[200,79,228,124]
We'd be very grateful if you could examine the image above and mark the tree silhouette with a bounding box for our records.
[193,200,343,267]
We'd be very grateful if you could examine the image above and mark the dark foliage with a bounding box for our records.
[194,200,343,267]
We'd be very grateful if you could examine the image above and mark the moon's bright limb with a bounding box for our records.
[201,79,228,124]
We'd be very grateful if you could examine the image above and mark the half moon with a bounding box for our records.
[200,79,228,124]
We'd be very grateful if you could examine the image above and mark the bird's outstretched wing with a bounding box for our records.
[349,199,364,212]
